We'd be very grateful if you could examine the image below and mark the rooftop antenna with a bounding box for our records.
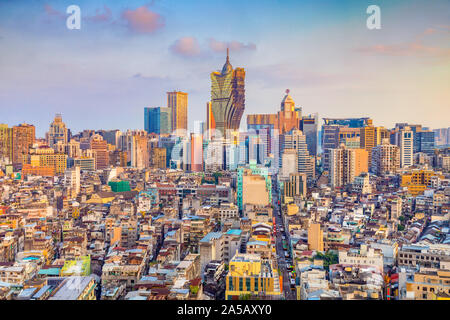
[226,47,229,62]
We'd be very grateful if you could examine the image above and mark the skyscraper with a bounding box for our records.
[144,107,172,134]
[47,114,68,148]
[371,139,400,175]
[329,145,367,188]
[300,113,318,156]
[206,101,215,140]
[12,123,35,165]
[90,134,109,170]
[210,49,245,136]
[0,124,13,164]
[283,129,315,180]
[400,126,414,168]
[167,91,188,133]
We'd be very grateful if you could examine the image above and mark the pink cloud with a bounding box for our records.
[208,38,256,53]
[43,4,65,19]
[357,27,450,58]
[170,37,201,57]
[121,6,164,33]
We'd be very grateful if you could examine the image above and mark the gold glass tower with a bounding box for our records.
[167,91,188,133]
[210,48,245,136]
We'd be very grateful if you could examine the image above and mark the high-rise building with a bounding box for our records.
[300,113,318,156]
[47,114,68,148]
[360,125,376,166]
[329,144,368,188]
[190,133,203,172]
[150,147,166,169]
[12,123,35,165]
[0,124,13,164]
[167,91,188,133]
[280,149,297,180]
[90,134,109,170]
[206,101,216,140]
[371,139,400,175]
[418,130,435,156]
[283,129,315,180]
[144,107,172,134]
[65,166,81,196]
[283,173,307,199]
[210,49,245,136]
[400,126,414,168]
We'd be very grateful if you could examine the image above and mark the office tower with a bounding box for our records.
[323,118,372,128]
[206,101,215,140]
[47,114,68,148]
[433,128,450,146]
[74,157,95,171]
[150,147,166,169]
[300,113,318,156]
[0,124,13,163]
[194,121,205,136]
[418,130,435,156]
[90,134,109,170]
[338,127,360,148]
[210,49,245,136]
[277,90,301,134]
[129,132,149,169]
[284,129,315,180]
[321,124,340,172]
[12,123,35,165]
[190,132,203,172]
[371,139,400,175]
[360,125,376,166]
[144,107,172,134]
[99,130,121,147]
[308,223,324,252]
[159,136,178,168]
[65,166,81,196]
[400,126,414,168]
[167,91,188,133]
[283,173,307,199]
[280,149,297,180]
[329,144,368,188]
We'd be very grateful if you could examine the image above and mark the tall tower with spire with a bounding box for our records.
[210,48,245,137]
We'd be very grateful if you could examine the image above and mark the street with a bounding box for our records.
[272,185,296,300]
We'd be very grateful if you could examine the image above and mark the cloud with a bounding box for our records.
[121,6,164,33]
[169,37,202,57]
[357,27,450,58]
[85,6,112,23]
[208,38,256,53]
[43,4,65,20]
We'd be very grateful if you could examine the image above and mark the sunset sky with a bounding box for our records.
[0,0,449,137]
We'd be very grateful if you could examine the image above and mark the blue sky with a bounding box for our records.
[0,0,449,137]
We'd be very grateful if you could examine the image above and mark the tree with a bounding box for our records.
[314,251,338,271]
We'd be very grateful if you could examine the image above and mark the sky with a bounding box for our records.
[0,0,449,137]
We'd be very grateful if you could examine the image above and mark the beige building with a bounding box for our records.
[242,175,270,207]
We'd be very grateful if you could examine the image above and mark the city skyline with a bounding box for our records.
[0,0,449,137]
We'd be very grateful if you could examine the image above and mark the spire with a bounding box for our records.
[221,47,233,75]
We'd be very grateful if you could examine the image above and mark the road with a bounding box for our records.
[272,182,296,300]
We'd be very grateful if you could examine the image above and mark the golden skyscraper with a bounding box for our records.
[210,48,245,136]
[167,91,188,133]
